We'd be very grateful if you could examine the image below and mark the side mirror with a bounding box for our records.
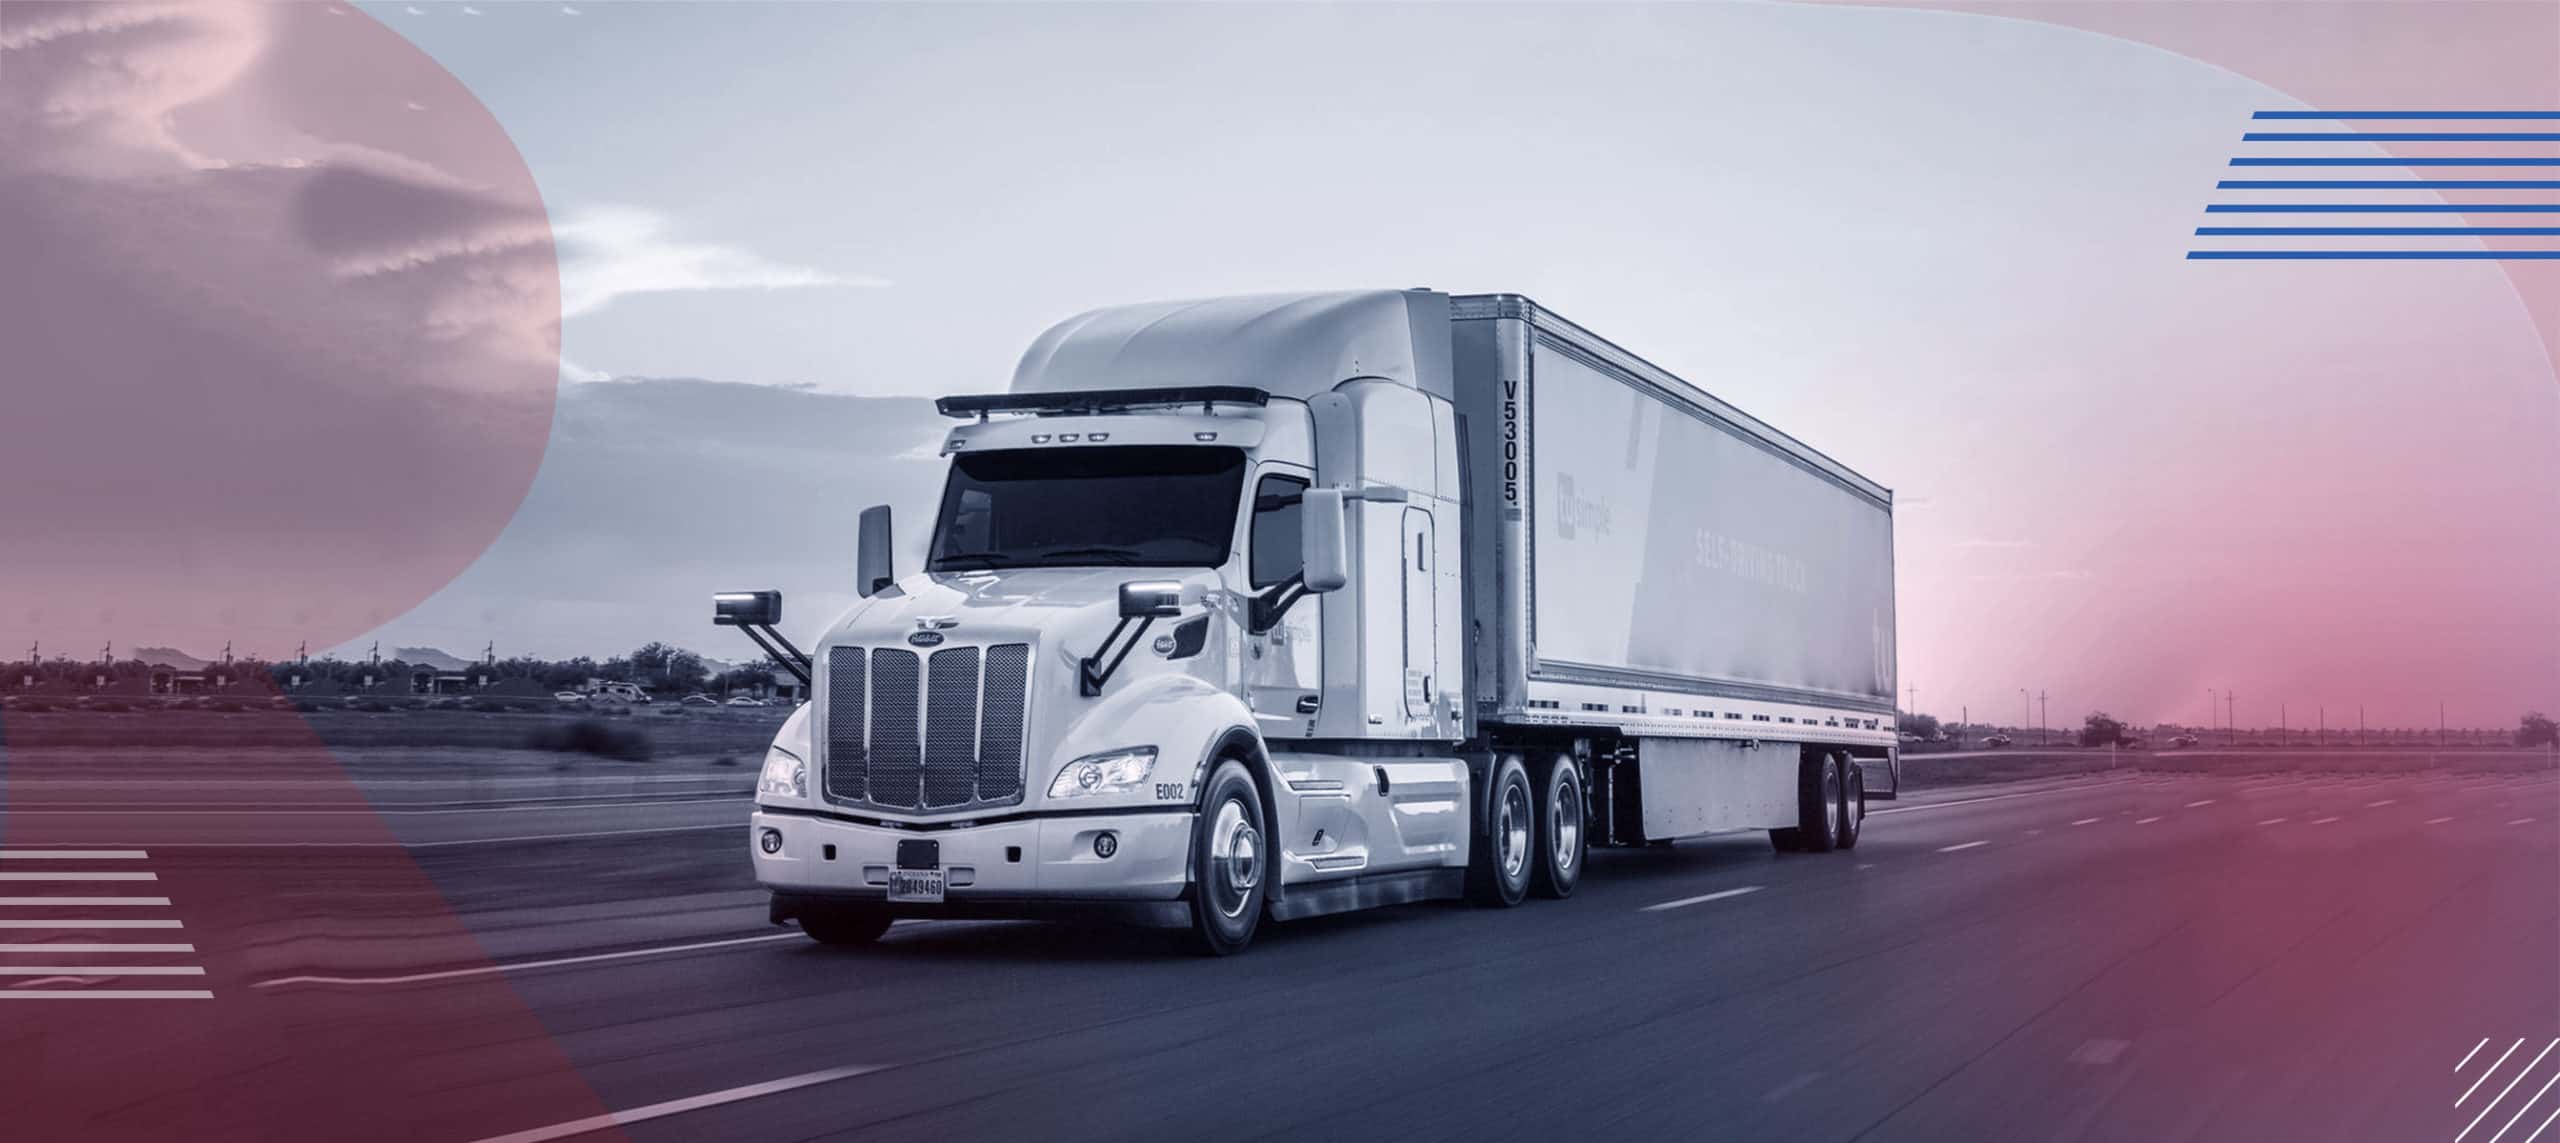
[1302,487,1348,593]
[856,504,894,596]
[1118,580,1200,618]
[713,590,782,627]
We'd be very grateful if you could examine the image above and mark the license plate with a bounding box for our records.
[888,869,945,903]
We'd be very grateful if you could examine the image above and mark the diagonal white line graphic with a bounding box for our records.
[2525,1100,2560,1143]
[2469,1041,2530,1106]
[2485,1057,2560,1143]
[2461,1039,2559,1141]
[2463,1040,2493,1073]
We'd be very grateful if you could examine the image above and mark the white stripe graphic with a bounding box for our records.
[1641,886,1765,913]
[0,966,203,976]
[2466,1040,2529,1107]
[0,872,157,882]
[2485,1056,2560,1143]
[0,990,212,999]
[0,851,148,860]
[465,1063,889,1143]
[1936,841,1989,853]
[2465,1039,2495,1071]
[0,944,193,953]
[0,897,169,907]
[2461,1039,2557,1141]
[0,919,180,928]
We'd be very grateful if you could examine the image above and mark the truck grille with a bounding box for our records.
[823,643,1030,811]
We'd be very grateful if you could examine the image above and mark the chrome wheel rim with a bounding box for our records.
[1210,797,1261,920]
[1550,771,1581,874]
[1822,762,1841,840]
[1499,780,1532,880]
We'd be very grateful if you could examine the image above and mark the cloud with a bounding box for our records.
[552,205,887,319]
[1950,538,2036,550]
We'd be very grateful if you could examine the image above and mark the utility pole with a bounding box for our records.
[2020,688,2031,738]
[2359,704,2365,747]
[2280,703,2288,747]
[2038,690,2048,746]
[2225,690,2237,746]
[2438,701,2446,747]
[2207,688,2217,741]
[2317,704,2325,747]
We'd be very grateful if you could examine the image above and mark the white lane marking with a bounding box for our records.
[2135,817,2162,825]
[255,933,801,988]
[1642,886,1766,913]
[0,944,193,953]
[2258,818,2289,826]
[2428,817,2457,825]
[2464,1040,2528,1106]
[2068,1038,2131,1065]
[2463,1038,2493,1071]
[0,966,203,976]
[2510,818,2538,826]
[0,872,157,882]
[0,897,169,907]
[0,850,148,860]
[0,919,181,929]
[2367,799,2397,808]
[0,990,213,999]
[1866,782,2127,817]
[2310,816,2341,825]
[2461,1038,2558,1141]
[2485,1054,2560,1143]
[1936,841,1989,853]
[2186,799,2216,808]
[465,1062,890,1143]
[1760,1072,1822,1102]
[2071,817,2102,826]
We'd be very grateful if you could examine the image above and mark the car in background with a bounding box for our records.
[1983,733,2013,748]
[592,681,652,704]
[552,691,587,705]
[2169,734,2200,749]
[680,693,720,707]
[724,696,765,707]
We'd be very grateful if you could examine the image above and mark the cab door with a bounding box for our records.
[1243,471,1321,738]
[1399,506,1436,721]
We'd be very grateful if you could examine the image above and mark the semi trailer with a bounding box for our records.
[723,289,1897,955]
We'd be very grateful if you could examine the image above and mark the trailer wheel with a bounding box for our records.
[799,906,892,946]
[1531,754,1586,899]
[1467,753,1533,907]
[1836,756,1864,851]
[1186,758,1267,956]
[1794,752,1841,853]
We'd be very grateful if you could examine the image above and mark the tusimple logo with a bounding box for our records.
[1553,471,1612,540]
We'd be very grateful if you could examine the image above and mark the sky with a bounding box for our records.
[6,2,2553,730]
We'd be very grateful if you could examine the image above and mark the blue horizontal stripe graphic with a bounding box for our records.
[2186,251,2560,260]
[2206,204,2560,212]
[2252,111,2560,120]
[2218,180,2560,189]
[2243,132,2560,141]
[2195,226,2560,236]
[2231,158,2560,167]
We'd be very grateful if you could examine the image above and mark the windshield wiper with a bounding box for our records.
[1034,546,1146,565]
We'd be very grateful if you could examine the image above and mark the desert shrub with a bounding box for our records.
[13,699,54,713]
[205,700,243,713]
[87,700,131,712]
[351,700,392,713]
[293,701,324,713]
[527,717,653,761]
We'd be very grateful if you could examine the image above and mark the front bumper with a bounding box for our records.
[750,805,1195,925]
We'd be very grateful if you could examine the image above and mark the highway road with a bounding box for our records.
[5,762,2556,1142]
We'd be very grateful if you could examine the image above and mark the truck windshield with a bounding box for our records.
[928,445,1248,572]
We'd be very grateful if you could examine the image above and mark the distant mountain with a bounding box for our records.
[393,646,476,671]
[130,646,210,670]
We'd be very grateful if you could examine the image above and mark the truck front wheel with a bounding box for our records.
[1186,758,1268,956]
[1467,754,1534,907]
[1531,754,1585,899]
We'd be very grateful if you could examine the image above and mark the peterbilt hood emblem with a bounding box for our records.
[915,616,959,630]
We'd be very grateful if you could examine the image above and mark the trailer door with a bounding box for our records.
[1401,506,1436,719]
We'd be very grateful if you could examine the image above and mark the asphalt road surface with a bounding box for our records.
[7,764,2556,1142]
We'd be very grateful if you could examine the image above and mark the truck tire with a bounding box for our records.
[1467,754,1534,907]
[799,906,892,946]
[1836,756,1864,851]
[1187,758,1268,956]
[1531,753,1585,899]
[1794,752,1842,853]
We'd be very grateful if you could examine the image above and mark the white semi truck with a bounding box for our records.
[720,290,1897,955]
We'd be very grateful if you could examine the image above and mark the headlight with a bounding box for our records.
[1047,747,1157,799]
[758,744,806,799]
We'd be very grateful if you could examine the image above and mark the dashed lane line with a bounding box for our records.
[2135,817,2162,825]
[1641,886,1766,913]
[254,932,803,989]
[1936,841,1989,853]
[464,1063,890,1143]
[2070,818,2101,826]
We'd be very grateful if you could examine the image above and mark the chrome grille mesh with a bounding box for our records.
[821,641,1029,812]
